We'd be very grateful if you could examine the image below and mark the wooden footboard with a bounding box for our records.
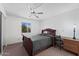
[22,35,33,56]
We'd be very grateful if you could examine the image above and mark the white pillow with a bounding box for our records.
[44,31,48,34]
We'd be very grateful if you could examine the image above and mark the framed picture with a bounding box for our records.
[22,22,31,33]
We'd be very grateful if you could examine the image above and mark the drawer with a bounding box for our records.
[64,44,78,53]
[64,39,77,45]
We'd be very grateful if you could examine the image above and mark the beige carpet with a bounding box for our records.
[36,47,75,56]
[3,43,75,56]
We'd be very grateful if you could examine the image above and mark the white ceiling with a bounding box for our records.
[2,3,79,20]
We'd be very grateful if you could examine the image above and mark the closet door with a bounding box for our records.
[0,11,2,53]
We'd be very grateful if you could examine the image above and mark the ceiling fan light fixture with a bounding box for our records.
[28,4,43,18]
[35,15,39,18]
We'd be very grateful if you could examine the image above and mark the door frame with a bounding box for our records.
[0,11,2,54]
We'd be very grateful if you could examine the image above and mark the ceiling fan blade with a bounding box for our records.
[37,12,43,14]
[34,14,39,18]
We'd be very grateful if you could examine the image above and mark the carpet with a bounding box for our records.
[3,43,75,56]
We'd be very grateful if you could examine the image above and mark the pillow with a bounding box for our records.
[43,31,48,34]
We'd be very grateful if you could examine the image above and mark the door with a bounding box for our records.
[0,11,2,53]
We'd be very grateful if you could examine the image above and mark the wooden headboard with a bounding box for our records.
[42,28,56,36]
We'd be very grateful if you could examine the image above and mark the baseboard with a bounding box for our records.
[3,42,22,47]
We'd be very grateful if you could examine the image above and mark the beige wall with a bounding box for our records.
[41,8,79,39]
[3,15,41,45]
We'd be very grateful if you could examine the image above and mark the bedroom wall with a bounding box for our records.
[41,8,79,39]
[3,15,41,45]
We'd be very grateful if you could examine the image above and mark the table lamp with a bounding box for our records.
[73,24,76,39]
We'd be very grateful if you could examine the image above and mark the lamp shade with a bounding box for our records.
[73,24,76,28]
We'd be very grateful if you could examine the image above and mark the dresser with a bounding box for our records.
[63,37,79,55]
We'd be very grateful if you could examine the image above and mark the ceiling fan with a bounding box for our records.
[28,4,43,18]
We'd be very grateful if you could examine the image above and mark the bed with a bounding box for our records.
[22,28,56,56]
